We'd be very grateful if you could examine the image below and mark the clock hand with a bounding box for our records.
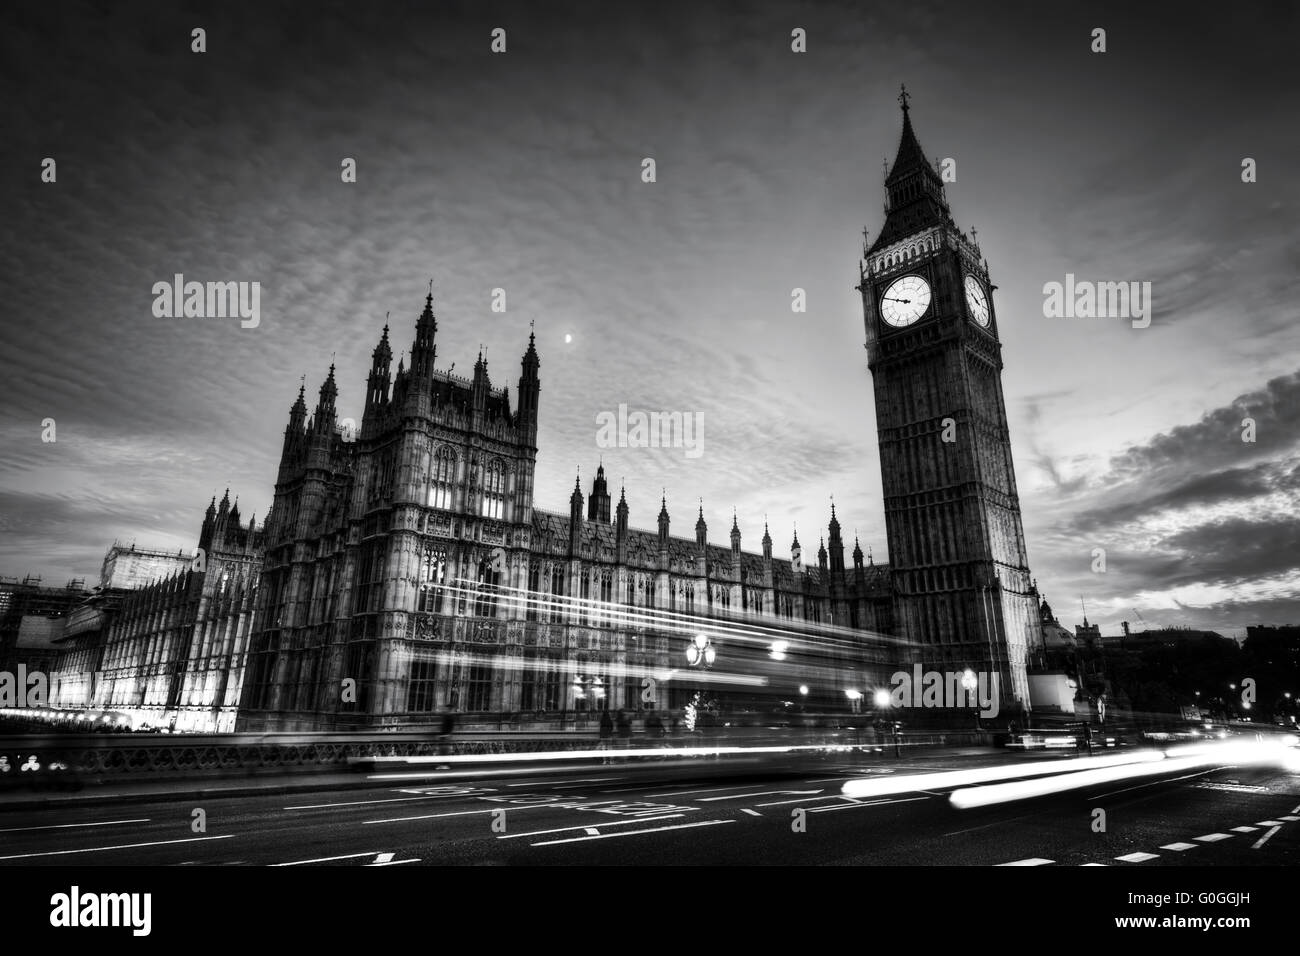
[882,296,911,304]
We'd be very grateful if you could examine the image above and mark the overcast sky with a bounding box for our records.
[2,0,1297,639]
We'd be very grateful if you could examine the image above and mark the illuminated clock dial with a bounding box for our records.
[964,275,991,327]
[880,275,932,328]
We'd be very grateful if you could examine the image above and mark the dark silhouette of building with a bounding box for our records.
[857,88,1043,706]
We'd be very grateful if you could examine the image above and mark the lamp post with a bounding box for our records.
[874,688,899,757]
[685,633,716,739]
[961,668,979,733]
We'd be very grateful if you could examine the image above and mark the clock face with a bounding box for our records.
[964,275,991,327]
[880,275,932,328]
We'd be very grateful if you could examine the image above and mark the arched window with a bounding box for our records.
[474,555,499,617]
[526,563,540,621]
[598,570,613,625]
[549,565,565,623]
[521,651,561,712]
[418,544,448,614]
[429,447,456,510]
[480,459,506,519]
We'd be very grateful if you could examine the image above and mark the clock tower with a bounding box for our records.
[858,87,1041,708]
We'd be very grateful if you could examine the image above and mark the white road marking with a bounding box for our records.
[285,795,455,810]
[1080,863,1108,866]
[1115,852,1160,863]
[1089,768,1218,800]
[1195,833,1233,842]
[0,834,234,862]
[810,796,929,813]
[365,852,421,866]
[642,785,765,798]
[699,789,823,802]
[1231,826,1259,833]
[0,818,150,834]
[532,818,734,846]
[1278,815,1300,822]
[497,815,683,840]
[364,808,499,824]
[741,809,762,816]
[1256,820,1283,826]
[943,811,1037,838]
[999,858,1053,866]
[1291,802,1300,814]
[272,851,385,866]
[1252,825,1282,849]
[755,794,850,808]
[1159,842,1198,851]
[641,777,847,799]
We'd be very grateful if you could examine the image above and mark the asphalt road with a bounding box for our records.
[2,748,1298,866]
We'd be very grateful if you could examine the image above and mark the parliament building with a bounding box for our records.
[235,93,1044,732]
[31,94,1044,735]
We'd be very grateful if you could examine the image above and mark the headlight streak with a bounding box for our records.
[841,749,1166,800]
[944,739,1300,809]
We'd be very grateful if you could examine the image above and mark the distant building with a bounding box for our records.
[1094,627,1230,650]
[1074,618,1101,648]
[100,543,193,591]
[0,576,89,675]
[49,493,264,732]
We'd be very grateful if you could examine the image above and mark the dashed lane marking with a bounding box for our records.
[0,818,151,833]
[698,789,823,802]
[999,858,1053,866]
[809,796,929,813]
[496,815,684,840]
[0,834,234,863]
[1195,833,1233,843]
[272,850,384,866]
[1248,827,1279,848]
[1252,826,1282,849]
[1115,852,1160,863]
[1159,842,1198,851]
[531,818,735,846]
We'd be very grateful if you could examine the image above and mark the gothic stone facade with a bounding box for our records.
[51,493,263,733]
[237,295,899,732]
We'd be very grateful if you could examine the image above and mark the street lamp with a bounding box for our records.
[873,689,900,757]
[686,633,716,667]
[685,634,717,739]
[961,669,979,731]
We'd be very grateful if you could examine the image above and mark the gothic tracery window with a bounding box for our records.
[429,446,456,510]
[480,459,506,519]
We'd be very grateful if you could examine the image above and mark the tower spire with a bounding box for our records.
[872,85,951,251]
